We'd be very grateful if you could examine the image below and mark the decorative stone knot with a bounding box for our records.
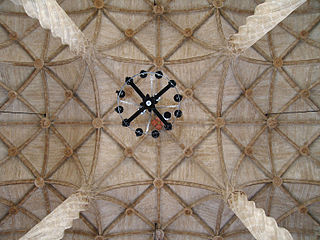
[212,0,224,8]
[9,206,18,215]
[8,90,17,99]
[124,147,133,158]
[92,118,103,129]
[212,236,224,240]
[215,117,225,128]
[34,59,44,69]
[273,176,283,187]
[267,117,278,129]
[95,236,104,240]
[9,32,18,41]
[94,0,104,9]
[8,147,18,157]
[65,90,73,99]
[184,147,193,158]
[153,5,164,15]
[125,208,134,215]
[125,28,135,38]
[154,229,165,240]
[245,88,253,97]
[244,147,253,156]
[153,178,164,189]
[299,30,309,40]
[184,88,193,98]
[273,58,283,68]
[299,205,308,214]
[40,118,51,128]
[34,177,45,188]
[154,57,164,67]
[183,28,193,38]
[64,147,73,157]
[184,207,193,216]
[300,89,310,98]
[299,146,310,156]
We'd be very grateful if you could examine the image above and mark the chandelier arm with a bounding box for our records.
[128,81,146,100]
[154,82,172,100]
[124,107,146,126]
[152,108,169,127]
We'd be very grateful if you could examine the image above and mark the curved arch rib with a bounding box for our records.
[227,191,293,240]
[228,0,306,52]
[11,0,91,58]
[19,192,90,240]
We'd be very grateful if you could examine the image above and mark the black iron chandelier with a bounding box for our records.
[115,70,183,138]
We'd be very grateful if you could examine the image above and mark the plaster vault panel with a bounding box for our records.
[0,0,319,239]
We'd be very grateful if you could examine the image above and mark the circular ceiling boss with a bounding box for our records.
[115,70,183,138]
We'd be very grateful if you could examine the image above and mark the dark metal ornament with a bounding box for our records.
[116,71,183,137]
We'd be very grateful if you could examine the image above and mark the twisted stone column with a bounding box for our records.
[19,192,90,240]
[228,0,306,52]
[227,191,293,240]
[11,0,92,58]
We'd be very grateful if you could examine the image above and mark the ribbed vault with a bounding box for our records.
[0,0,319,239]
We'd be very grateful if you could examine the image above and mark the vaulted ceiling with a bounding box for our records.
[0,0,319,239]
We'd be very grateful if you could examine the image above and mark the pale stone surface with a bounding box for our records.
[10,0,91,58]
[20,192,90,240]
[228,191,293,240]
[229,0,306,52]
